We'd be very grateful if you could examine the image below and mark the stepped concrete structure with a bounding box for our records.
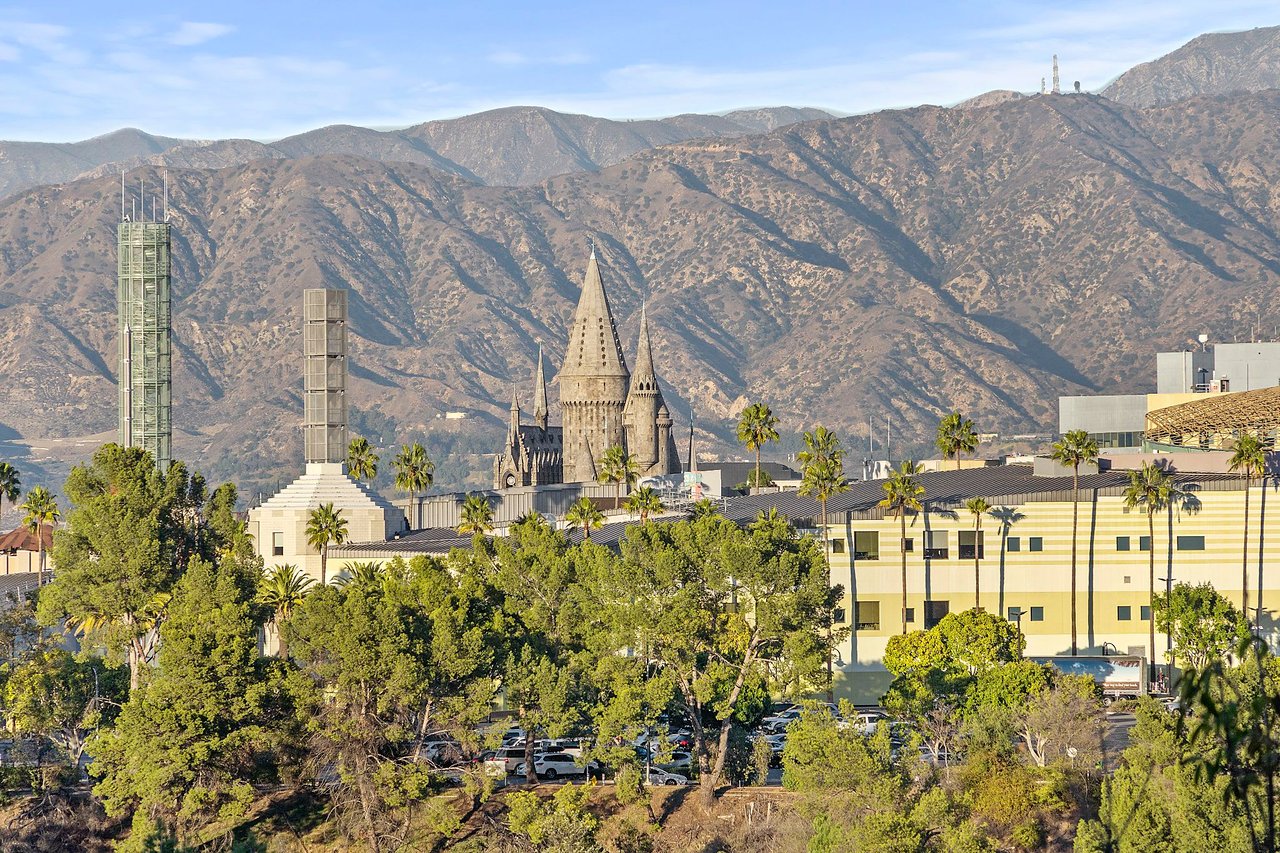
[494,251,681,490]
[248,287,405,584]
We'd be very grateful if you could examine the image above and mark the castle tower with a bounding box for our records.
[624,306,681,478]
[117,204,172,471]
[533,344,549,431]
[560,250,630,483]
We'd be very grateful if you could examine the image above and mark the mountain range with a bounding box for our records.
[0,106,833,202]
[3,27,1280,498]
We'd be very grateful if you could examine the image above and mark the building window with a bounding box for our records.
[1117,606,1132,621]
[1116,536,1130,551]
[1007,536,1021,552]
[1008,607,1023,621]
[904,607,915,624]
[834,608,847,624]
[1030,606,1044,622]
[1140,605,1151,620]
[1139,536,1151,551]
[1028,537,1044,552]
[902,537,914,553]
[272,532,284,557]
[830,538,845,554]
[924,530,949,560]
[855,601,881,631]
[1176,536,1206,551]
[924,600,950,629]
[853,531,880,560]
[958,530,985,560]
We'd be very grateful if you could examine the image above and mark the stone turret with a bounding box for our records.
[624,306,662,472]
[560,250,630,483]
[533,344,549,431]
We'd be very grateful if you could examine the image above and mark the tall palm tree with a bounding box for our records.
[457,494,495,537]
[305,502,349,586]
[565,496,605,542]
[1228,433,1268,626]
[798,428,848,535]
[20,486,59,578]
[346,436,379,485]
[736,402,780,491]
[624,486,664,523]
[0,462,20,524]
[964,497,991,611]
[1051,429,1099,656]
[936,412,979,470]
[259,564,314,657]
[598,444,639,509]
[1124,463,1172,681]
[879,462,925,635]
[393,442,434,530]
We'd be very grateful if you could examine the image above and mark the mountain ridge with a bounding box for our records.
[4,91,1280,496]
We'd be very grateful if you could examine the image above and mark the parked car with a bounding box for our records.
[657,751,693,771]
[536,738,583,756]
[645,766,690,786]
[513,752,596,780]
[482,746,527,775]
[762,702,839,732]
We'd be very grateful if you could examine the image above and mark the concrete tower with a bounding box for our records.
[117,205,172,471]
[303,289,347,465]
[624,306,677,475]
[560,251,631,483]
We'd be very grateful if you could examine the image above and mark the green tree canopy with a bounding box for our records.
[1155,582,1247,671]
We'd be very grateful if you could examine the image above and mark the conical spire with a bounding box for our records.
[632,304,656,387]
[560,252,629,379]
[533,344,549,430]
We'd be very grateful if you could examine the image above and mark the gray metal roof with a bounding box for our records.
[329,465,1248,557]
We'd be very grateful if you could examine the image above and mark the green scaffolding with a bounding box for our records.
[117,222,171,471]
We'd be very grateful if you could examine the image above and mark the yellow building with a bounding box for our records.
[822,463,1269,703]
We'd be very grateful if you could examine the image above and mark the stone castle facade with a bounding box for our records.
[494,251,681,489]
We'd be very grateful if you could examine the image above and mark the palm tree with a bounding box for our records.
[879,462,925,635]
[20,486,59,577]
[259,564,314,657]
[0,462,20,523]
[393,442,434,529]
[334,560,384,589]
[346,436,379,485]
[964,497,991,611]
[598,444,639,509]
[936,412,979,470]
[1124,463,1173,681]
[736,402,780,491]
[1051,429,1099,656]
[687,499,721,521]
[624,486,664,523]
[565,497,605,542]
[457,494,495,538]
[1228,433,1268,626]
[512,510,548,532]
[305,502,349,586]
[798,427,850,566]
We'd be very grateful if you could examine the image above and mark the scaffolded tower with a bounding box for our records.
[117,199,172,471]
[303,288,348,464]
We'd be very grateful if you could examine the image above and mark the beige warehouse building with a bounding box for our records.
[819,462,1270,702]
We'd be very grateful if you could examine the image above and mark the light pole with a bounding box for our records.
[1158,575,1175,691]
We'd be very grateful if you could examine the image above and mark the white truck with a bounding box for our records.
[1030,655,1149,702]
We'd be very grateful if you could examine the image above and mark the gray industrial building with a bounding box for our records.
[1059,340,1280,448]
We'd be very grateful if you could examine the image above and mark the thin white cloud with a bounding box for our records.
[488,50,526,66]
[169,22,234,47]
[488,49,591,67]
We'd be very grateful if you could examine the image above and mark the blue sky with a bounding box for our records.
[1,0,1277,141]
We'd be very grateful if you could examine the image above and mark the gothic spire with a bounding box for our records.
[560,251,629,379]
[533,343,549,430]
[632,304,656,387]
